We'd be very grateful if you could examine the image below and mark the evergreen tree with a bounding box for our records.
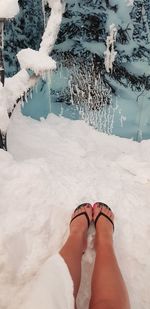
[52,0,150,101]
[0,19,5,85]
[4,0,44,76]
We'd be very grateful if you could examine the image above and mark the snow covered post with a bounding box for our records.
[0,0,19,150]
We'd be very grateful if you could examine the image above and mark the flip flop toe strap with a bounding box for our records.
[70,212,90,227]
[95,212,114,231]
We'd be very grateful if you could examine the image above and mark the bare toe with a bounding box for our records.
[93,202,114,233]
[70,203,93,233]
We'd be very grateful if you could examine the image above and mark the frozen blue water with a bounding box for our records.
[22,76,150,142]
[22,80,80,121]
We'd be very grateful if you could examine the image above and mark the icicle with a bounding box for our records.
[42,0,46,27]
[104,24,117,74]
[46,71,52,113]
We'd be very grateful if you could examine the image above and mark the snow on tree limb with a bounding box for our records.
[0,0,19,19]
[40,0,65,54]
[0,0,65,134]
[17,48,56,75]
[11,0,64,95]
[104,24,117,73]
[4,69,34,110]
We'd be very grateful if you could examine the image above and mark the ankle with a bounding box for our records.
[69,229,87,241]
[95,232,113,249]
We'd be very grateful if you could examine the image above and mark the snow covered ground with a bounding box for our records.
[0,107,150,309]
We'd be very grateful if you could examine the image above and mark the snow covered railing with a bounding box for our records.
[0,0,65,150]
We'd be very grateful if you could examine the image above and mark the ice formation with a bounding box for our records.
[104,24,117,73]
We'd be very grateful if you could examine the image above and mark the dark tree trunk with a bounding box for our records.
[0,133,7,150]
[0,19,7,151]
[0,19,5,85]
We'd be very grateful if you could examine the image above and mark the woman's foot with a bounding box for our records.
[70,203,93,251]
[93,202,114,245]
[70,203,93,233]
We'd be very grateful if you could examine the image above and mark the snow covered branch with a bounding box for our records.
[17,0,64,73]
[0,0,65,138]
[40,0,65,54]
[7,0,65,103]
[17,49,56,76]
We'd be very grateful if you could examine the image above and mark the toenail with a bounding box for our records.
[86,205,90,208]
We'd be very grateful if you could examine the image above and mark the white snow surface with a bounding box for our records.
[0,83,9,132]
[17,49,56,75]
[0,108,150,309]
[0,0,19,18]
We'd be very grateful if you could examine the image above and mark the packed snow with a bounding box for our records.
[0,0,19,18]
[17,49,56,76]
[0,107,149,309]
[0,0,150,308]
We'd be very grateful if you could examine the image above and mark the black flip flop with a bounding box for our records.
[94,202,114,231]
[70,203,92,228]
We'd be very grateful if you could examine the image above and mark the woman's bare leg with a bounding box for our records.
[59,204,92,300]
[89,203,130,309]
